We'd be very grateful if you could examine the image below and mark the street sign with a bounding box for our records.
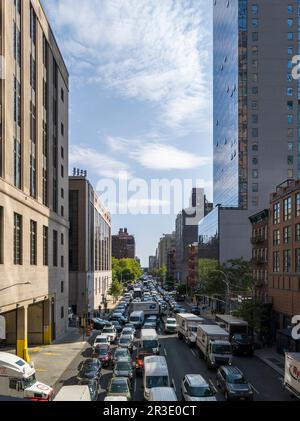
[0,316,6,340]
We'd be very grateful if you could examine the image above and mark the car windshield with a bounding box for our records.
[143,340,158,348]
[115,349,128,357]
[103,328,114,333]
[83,360,99,369]
[95,348,108,356]
[188,385,214,398]
[120,336,130,344]
[229,375,247,385]
[110,380,129,393]
[167,320,176,325]
[212,344,232,354]
[123,330,132,335]
[130,317,140,322]
[190,327,197,332]
[234,334,249,342]
[116,362,131,371]
[23,374,36,389]
[146,376,169,388]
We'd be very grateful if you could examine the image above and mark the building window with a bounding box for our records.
[287,32,294,41]
[252,169,258,179]
[284,197,292,221]
[252,183,258,193]
[14,77,21,127]
[284,249,291,272]
[252,101,258,110]
[287,87,293,96]
[288,169,294,179]
[13,138,22,189]
[273,202,280,225]
[252,197,259,207]
[288,142,294,153]
[252,4,258,14]
[252,19,258,28]
[283,226,292,244]
[61,306,64,319]
[61,165,64,178]
[61,146,64,159]
[296,193,300,217]
[53,230,58,267]
[61,188,64,199]
[287,73,293,82]
[288,5,293,13]
[252,73,258,83]
[30,220,37,265]
[252,87,258,95]
[287,18,293,27]
[288,114,293,124]
[61,88,64,102]
[273,229,280,246]
[288,128,294,137]
[296,249,300,272]
[252,142,258,151]
[13,213,22,265]
[61,123,64,137]
[61,233,64,245]
[288,156,294,165]
[288,46,294,55]
[252,32,258,41]
[252,157,258,165]
[61,255,64,268]
[287,101,293,110]
[61,281,64,293]
[0,207,3,264]
[252,114,258,124]
[61,206,64,217]
[273,251,280,273]
[252,46,258,55]
[43,226,48,266]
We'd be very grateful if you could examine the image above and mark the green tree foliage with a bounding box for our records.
[108,279,123,300]
[112,258,142,283]
[234,300,272,335]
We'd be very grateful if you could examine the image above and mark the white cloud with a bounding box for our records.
[43,0,212,133]
[69,145,133,180]
[106,136,211,170]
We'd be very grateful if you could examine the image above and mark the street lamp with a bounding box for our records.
[212,270,231,314]
[0,281,31,293]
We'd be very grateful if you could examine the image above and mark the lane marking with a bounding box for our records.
[209,378,218,394]
[164,348,167,357]
[191,349,196,358]
[250,384,260,395]
[172,378,176,393]
[134,378,137,393]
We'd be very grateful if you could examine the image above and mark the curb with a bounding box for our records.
[255,353,284,376]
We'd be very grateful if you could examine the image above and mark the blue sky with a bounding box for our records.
[43,0,213,266]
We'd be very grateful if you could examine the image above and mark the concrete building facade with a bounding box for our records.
[0,0,69,361]
[157,232,176,269]
[199,0,300,263]
[69,174,112,317]
[112,228,135,259]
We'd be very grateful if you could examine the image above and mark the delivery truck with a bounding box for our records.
[176,313,205,346]
[283,352,300,399]
[129,301,159,316]
[196,325,233,368]
[0,352,54,401]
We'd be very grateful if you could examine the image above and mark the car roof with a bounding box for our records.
[185,374,209,387]
[221,366,243,376]
[95,335,108,339]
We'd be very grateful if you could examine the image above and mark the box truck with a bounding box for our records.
[196,325,233,368]
[0,352,53,401]
[283,353,300,399]
[129,301,159,316]
[176,313,205,346]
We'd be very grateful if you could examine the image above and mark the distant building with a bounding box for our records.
[135,256,141,265]
[157,233,176,268]
[149,256,157,272]
[187,243,199,291]
[112,228,135,259]
[69,175,112,316]
[176,189,212,283]
[167,249,176,281]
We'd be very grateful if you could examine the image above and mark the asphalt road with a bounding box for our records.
[56,315,295,401]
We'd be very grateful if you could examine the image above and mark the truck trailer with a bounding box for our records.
[283,353,300,399]
[129,301,159,316]
[176,313,205,346]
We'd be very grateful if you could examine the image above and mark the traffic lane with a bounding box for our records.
[160,334,224,401]
[233,355,293,401]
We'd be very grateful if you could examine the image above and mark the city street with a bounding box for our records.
[54,314,294,401]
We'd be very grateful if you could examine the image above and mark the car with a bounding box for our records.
[135,349,153,374]
[107,377,132,401]
[164,318,177,334]
[110,320,122,334]
[216,366,254,401]
[77,358,102,386]
[231,334,254,356]
[190,306,201,316]
[113,347,132,366]
[124,323,136,335]
[113,358,134,380]
[143,322,157,330]
[118,334,134,352]
[102,325,117,343]
[181,374,216,401]
[93,335,110,349]
[146,315,158,325]
[121,327,135,340]
[92,344,112,368]
[90,318,109,330]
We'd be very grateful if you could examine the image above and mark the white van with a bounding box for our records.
[129,311,145,328]
[140,329,160,355]
[54,385,93,401]
[143,356,171,400]
[148,387,178,401]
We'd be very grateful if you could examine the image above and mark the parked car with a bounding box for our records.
[93,335,110,350]
[231,334,254,356]
[190,306,201,316]
[113,358,134,380]
[92,344,112,368]
[77,359,102,386]
[181,374,216,401]
[107,377,132,400]
[118,335,134,352]
[216,366,254,401]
